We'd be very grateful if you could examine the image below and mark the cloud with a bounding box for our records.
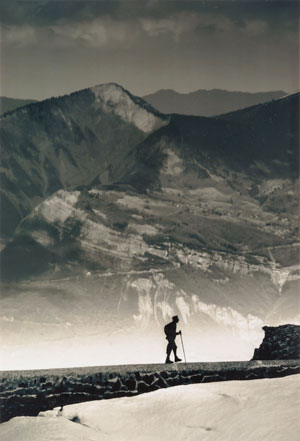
[50,13,201,48]
[1,0,298,33]
[140,17,178,38]
[0,2,295,51]
[48,12,215,48]
[0,0,119,26]
[1,25,37,47]
[140,12,237,41]
[2,0,298,99]
[0,16,139,50]
[51,20,109,48]
[243,19,269,36]
[49,16,142,49]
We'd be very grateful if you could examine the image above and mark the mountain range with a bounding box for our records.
[1,89,286,118]
[143,89,287,116]
[0,84,299,369]
[0,97,37,115]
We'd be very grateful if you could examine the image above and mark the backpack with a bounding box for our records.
[164,322,172,337]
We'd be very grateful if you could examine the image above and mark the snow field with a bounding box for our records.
[1,374,299,441]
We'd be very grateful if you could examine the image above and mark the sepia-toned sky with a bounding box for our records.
[0,0,299,100]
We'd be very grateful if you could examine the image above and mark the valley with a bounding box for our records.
[0,84,299,369]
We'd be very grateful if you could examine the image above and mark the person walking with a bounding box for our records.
[164,315,182,364]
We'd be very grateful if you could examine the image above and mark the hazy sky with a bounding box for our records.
[0,0,299,100]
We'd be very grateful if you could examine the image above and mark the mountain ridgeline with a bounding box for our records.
[0,84,299,366]
[0,84,169,236]
[1,85,299,267]
[0,97,38,115]
[142,89,287,117]
[119,94,299,193]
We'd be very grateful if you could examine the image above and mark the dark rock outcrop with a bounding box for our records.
[252,324,300,360]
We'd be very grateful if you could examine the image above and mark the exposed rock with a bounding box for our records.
[91,83,168,133]
[1,361,299,423]
[252,324,300,360]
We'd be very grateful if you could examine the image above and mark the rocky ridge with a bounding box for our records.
[253,324,300,360]
[1,360,299,423]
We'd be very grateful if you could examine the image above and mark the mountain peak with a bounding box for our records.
[90,82,125,96]
[1,82,169,134]
[90,82,169,133]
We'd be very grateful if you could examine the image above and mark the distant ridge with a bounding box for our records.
[0,97,37,115]
[143,88,287,116]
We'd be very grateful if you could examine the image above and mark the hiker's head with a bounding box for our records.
[172,315,179,323]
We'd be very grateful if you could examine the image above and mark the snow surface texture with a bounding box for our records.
[1,374,299,441]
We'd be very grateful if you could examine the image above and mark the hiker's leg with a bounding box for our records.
[173,342,182,362]
[165,341,173,363]
[172,342,177,358]
[166,341,172,356]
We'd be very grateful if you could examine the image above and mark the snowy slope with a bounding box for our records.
[1,374,299,441]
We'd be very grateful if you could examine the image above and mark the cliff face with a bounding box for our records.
[253,325,300,360]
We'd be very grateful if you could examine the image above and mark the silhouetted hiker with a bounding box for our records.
[164,315,182,363]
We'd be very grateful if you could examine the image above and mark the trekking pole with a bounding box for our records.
[180,332,187,364]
